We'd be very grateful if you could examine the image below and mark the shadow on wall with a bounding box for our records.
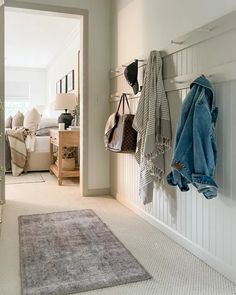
[111,0,145,67]
[112,0,176,67]
[140,0,178,58]
[161,71,183,225]
[214,82,236,207]
[114,0,135,10]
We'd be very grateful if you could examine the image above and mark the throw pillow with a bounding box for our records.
[24,108,41,132]
[12,111,24,128]
[36,118,58,136]
[36,127,58,136]
[5,116,12,128]
[37,118,58,130]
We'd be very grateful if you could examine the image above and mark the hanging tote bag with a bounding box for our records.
[104,93,137,153]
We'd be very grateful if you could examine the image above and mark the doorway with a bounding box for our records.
[0,2,89,210]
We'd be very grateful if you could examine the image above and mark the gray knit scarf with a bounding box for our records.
[133,50,172,204]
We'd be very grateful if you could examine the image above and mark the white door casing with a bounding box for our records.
[0,3,5,205]
[3,1,89,197]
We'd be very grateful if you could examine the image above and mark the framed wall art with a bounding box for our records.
[56,80,61,94]
[61,75,67,93]
[67,70,75,92]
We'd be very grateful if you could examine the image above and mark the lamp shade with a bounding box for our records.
[54,93,76,111]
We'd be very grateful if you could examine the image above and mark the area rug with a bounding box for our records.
[5,172,45,185]
[18,209,151,295]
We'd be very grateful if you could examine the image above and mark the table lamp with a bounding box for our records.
[54,93,76,129]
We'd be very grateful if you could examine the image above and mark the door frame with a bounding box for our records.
[3,0,89,196]
[0,3,4,207]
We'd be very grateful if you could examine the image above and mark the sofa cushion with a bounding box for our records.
[24,108,41,132]
[36,118,58,136]
[12,111,24,128]
[5,116,12,128]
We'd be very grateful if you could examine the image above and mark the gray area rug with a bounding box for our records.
[5,172,45,185]
[18,209,151,295]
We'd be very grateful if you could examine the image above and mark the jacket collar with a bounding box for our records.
[190,75,213,92]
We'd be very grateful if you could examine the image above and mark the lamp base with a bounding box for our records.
[58,113,73,129]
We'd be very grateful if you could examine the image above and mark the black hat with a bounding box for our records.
[124,60,139,95]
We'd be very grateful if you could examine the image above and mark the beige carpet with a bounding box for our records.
[0,172,235,295]
[5,172,45,184]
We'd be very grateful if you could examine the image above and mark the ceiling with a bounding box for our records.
[5,8,80,69]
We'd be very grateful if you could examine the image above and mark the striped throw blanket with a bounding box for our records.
[5,128,33,176]
[132,50,172,204]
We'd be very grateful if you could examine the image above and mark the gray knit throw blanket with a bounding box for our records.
[133,50,172,205]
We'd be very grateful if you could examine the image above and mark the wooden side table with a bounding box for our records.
[49,129,80,185]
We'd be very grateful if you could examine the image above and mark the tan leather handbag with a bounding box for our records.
[106,93,137,153]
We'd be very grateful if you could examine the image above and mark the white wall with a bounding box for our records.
[111,0,236,67]
[5,67,47,115]
[111,0,236,284]
[46,28,80,118]
[12,0,111,191]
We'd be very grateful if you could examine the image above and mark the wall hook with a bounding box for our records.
[122,59,146,67]
[170,79,185,84]
[197,27,214,32]
[110,70,120,74]
[171,40,184,45]
[110,94,120,99]
[170,74,213,84]
[110,92,133,99]
[136,59,146,62]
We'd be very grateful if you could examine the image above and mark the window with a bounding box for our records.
[5,100,31,118]
[4,80,31,118]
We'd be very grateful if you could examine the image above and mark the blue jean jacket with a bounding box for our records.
[166,75,218,199]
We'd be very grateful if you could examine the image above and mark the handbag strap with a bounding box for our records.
[116,94,123,114]
[123,93,131,114]
[116,93,131,115]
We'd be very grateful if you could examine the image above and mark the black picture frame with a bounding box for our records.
[67,70,75,92]
[56,80,61,94]
[61,75,67,93]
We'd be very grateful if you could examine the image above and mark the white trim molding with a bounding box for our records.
[86,188,111,197]
[116,193,236,285]
[0,204,2,223]
[4,0,89,198]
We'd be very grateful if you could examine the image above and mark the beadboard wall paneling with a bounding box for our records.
[110,27,236,283]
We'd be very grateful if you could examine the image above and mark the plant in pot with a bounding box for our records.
[56,147,76,170]
[72,105,80,126]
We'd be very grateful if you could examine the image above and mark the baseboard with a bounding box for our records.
[85,188,110,196]
[0,204,3,223]
[0,205,2,238]
[116,193,236,284]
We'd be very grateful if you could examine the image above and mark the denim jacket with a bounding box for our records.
[166,75,218,199]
